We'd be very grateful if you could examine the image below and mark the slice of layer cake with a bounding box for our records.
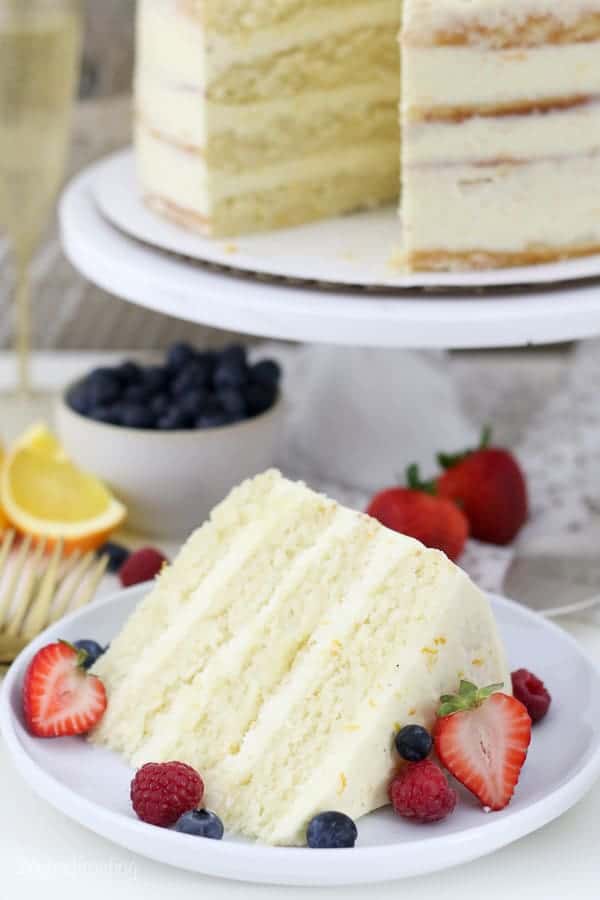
[92,470,510,846]
[135,0,401,236]
[401,1,600,270]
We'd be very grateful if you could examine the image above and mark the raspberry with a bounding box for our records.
[130,762,204,827]
[388,760,457,823]
[119,548,168,588]
[511,669,551,723]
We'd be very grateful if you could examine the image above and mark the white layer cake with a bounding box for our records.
[91,471,510,846]
[135,0,600,271]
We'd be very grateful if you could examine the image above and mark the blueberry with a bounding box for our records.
[245,383,277,417]
[217,387,247,417]
[97,541,130,573]
[141,365,169,393]
[306,812,357,849]
[86,372,121,407]
[116,360,143,385]
[151,393,171,418]
[123,383,151,404]
[213,359,248,390]
[219,343,247,367]
[250,359,282,389]
[166,342,196,372]
[157,409,191,430]
[67,383,91,416]
[121,405,155,429]
[196,412,232,429]
[174,809,224,840]
[394,724,433,763]
[177,389,210,420]
[73,639,106,670]
[172,362,212,397]
[89,406,119,425]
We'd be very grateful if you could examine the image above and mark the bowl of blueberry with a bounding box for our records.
[56,343,284,538]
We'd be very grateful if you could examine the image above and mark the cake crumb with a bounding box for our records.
[408,707,417,716]
[472,658,484,667]
[337,773,348,795]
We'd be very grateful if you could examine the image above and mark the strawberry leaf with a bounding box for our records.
[406,463,436,495]
[437,425,494,470]
[437,680,504,717]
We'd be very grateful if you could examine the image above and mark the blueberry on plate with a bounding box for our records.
[97,541,130,573]
[73,639,106,670]
[306,812,357,849]
[250,359,282,389]
[166,342,196,372]
[174,809,224,840]
[121,405,155,429]
[394,724,433,763]
[245,383,277,416]
[213,358,248,390]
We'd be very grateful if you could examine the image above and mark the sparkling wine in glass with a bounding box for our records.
[0,0,81,407]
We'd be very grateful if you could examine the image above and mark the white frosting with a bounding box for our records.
[403,153,600,254]
[403,43,600,112]
[136,123,398,209]
[404,0,600,34]
[404,103,600,165]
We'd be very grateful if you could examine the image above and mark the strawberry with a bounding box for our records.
[23,641,107,738]
[366,466,469,562]
[436,427,528,545]
[434,680,532,811]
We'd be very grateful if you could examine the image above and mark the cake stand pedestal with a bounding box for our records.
[58,161,600,488]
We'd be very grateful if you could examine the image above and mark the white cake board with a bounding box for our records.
[59,158,600,485]
[95,150,600,292]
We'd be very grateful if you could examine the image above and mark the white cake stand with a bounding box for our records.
[58,156,600,485]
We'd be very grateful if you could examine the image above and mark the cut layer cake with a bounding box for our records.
[135,0,600,271]
[92,471,510,845]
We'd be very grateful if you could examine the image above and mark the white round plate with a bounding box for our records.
[94,150,600,291]
[2,586,600,886]
[60,164,600,349]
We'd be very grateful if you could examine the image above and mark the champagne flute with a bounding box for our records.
[0,0,81,407]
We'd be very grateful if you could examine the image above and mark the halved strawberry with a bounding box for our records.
[23,641,107,738]
[434,681,532,811]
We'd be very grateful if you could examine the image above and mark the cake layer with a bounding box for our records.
[404,2,600,48]
[402,153,600,269]
[145,167,399,237]
[139,0,399,87]
[202,0,367,36]
[137,124,399,226]
[403,42,600,114]
[404,103,600,165]
[136,78,399,160]
[92,471,510,845]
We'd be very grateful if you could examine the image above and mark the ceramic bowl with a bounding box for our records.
[55,386,285,539]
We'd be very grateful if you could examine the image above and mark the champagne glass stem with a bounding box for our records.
[15,253,32,396]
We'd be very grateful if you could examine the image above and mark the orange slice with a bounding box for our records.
[1,424,126,552]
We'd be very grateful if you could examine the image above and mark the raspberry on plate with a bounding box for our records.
[388,760,457,823]
[511,669,551,723]
[119,547,168,587]
[131,761,204,827]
